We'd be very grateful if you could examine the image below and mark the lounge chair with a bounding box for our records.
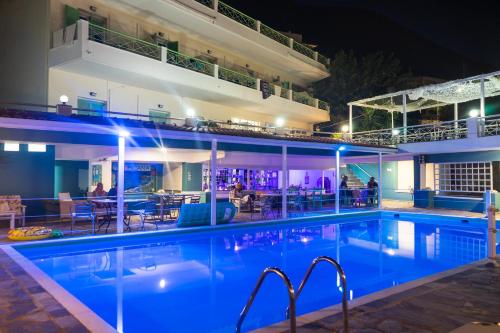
[0,195,26,227]
[177,202,236,227]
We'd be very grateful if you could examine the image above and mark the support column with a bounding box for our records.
[160,46,167,63]
[480,78,485,118]
[321,170,325,190]
[391,111,394,129]
[348,105,353,135]
[335,149,340,214]
[378,152,383,209]
[402,94,407,142]
[213,64,219,79]
[282,145,288,219]
[116,134,126,234]
[210,139,217,226]
[256,20,261,33]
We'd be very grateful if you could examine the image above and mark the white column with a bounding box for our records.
[210,139,217,226]
[391,111,394,129]
[78,19,89,42]
[213,64,219,79]
[335,150,340,214]
[321,170,325,190]
[348,105,353,135]
[281,145,287,219]
[288,37,294,48]
[480,78,485,118]
[160,46,167,63]
[378,152,383,209]
[256,78,261,91]
[213,0,219,10]
[454,103,459,128]
[116,135,126,234]
[256,20,261,33]
[313,51,319,61]
[402,94,407,142]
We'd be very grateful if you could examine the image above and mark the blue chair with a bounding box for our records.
[71,203,95,234]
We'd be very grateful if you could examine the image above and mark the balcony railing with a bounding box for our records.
[190,0,330,67]
[218,67,257,89]
[481,114,500,137]
[194,0,214,7]
[166,50,214,76]
[292,40,315,59]
[217,1,258,30]
[292,91,315,107]
[88,23,161,60]
[318,100,330,112]
[260,24,290,47]
[348,119,470,146]
[64,21,329,113]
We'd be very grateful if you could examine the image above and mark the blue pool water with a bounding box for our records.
[17,215,491,333]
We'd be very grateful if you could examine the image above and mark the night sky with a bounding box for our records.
[223,0,500,80]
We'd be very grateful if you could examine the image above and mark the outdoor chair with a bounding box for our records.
[0,195,26,227]
[256,196,276,220]
[71,203,95,234]
[129,201,159,230]
[59,192,86,222]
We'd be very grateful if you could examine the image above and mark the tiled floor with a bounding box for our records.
[283,260,500,333]
[0,248,89,333]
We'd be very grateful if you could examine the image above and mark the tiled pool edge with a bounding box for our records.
[1,245,117,333]
[250,258,490,333]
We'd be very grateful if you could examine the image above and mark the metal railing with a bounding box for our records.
[285,256,349,333]
[318,99,330,112]
[260,23,290,47]
[218,1,258,30]
[317,53,330,67]
[236,267,296,333]
[292,40,315,60]
[481,114,500,137]
[88,23,161,60]
[350,119,469,146]
[194,0,214,8]
[218,67,257,89]
[166,49,214,76]
[292,91,315,107]
[279,87,290,99]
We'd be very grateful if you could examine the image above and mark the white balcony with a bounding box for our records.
[49,21,330,126]
[102,0,330,85]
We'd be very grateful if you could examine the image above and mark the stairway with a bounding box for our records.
[341,167,365,188]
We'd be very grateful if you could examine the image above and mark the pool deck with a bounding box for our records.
[0,247,90,333]
[256,259,500,333]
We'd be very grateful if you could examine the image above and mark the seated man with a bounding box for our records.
[107,184,118,198]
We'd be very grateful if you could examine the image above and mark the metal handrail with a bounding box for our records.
[286,256,349,333]
[236,267,296,333]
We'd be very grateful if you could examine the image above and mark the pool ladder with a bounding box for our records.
[235,256,349,333]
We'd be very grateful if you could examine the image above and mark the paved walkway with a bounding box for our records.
[289,260,500,333]
[0,248,89,333]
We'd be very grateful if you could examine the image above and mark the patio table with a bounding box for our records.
[90,198,148,232]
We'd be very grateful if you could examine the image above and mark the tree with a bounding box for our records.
[314,50,410,132]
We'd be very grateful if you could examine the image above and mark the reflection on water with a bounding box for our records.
[22,219,487,333]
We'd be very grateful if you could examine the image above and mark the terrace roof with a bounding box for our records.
[0,109,394,156]
[348,70,500,112]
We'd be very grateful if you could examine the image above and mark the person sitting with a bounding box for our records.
[92,183,107,198]
[107,184,118,198]
[367,177,379,206]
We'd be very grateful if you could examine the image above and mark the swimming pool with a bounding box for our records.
[14,212,492,333]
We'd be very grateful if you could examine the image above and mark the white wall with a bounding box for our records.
[397,160,414,192]
[48,68,310,130]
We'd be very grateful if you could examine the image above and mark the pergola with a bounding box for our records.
[347,70,500,133]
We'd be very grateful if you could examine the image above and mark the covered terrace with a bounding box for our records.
[0,105,394,238]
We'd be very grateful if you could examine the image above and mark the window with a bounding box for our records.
[28,144,47,152]
[434,162,492,194]
[3,142,19,152]
[77,97,107,117]
[149,110,171,124]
